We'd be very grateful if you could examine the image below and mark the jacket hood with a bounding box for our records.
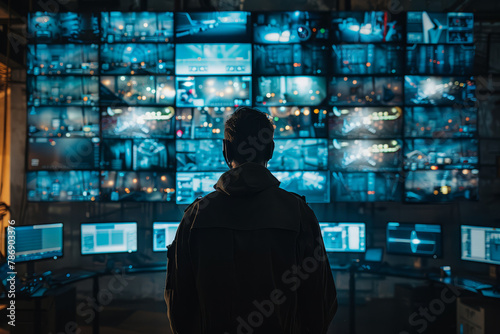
[215,163,280,196]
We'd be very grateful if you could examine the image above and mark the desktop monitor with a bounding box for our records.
[153,222,179,252]
[320,222,366,253]
[386,222,442,258]
[81,222,138,255]
[6,223,63,263]
[461,225,500,265]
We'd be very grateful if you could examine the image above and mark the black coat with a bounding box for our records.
[165,163,337,334]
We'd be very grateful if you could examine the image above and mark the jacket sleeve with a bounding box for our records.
[296,203,338,334]
[164,205,201,334]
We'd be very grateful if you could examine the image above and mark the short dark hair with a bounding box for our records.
[224,107,274,164]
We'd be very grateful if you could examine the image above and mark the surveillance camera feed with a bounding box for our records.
[28,137,100,170]
[332,44,403,75]
[329,106,403,138]
[253,12,329,44]
[406,45,475,75]
[176,172,223,204]
[268,139,328,171]
[101,12,174,43]
[28,106,100,138]
[256,76,327,106]
[273,171,330,203]
[28,76,99,106]
[100,75,176,105]
[101,106,175,139]
[331,172,402,202]
[461,225,500,265]
[176,76,251,107]
[27,171,100,201]
[329,139,403,172]
[254,44,328,75]
[25,10,480,204]
[175,107,234,139]
[176,44,252,75]
[407,12,474,44]
[176,139,226,172]
[28,44,99,76]
[404,139,478,170]
[404,106,477,138]
[320,222,366,253]
[175,12,251,43]
[386,222,442,258]
[328,76,403,106]
[404,169,479,202]
[331,11,403,43]
[404,76,476,106]
[100,44,174,75]
[100,171,176,202]
[264,107,328,138]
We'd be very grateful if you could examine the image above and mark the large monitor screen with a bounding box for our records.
[153,222,179,252]
[328,76,403,106]
[404,76,476,106]
[101,12,174,43]
[406,44,475,75]
[176,139,226,172]
[176,43,252,75]
[329,139,403,172]
[27,171,100,201]
[28,12,99,43]
[404,169,479,202]
[175,12,251,43]
[8,223,64,263]
[386,222,442,258]
[100,171,176,202]
[28,76,99,106]
[254,44,328,75]
[320,222,366,253]
[100,75,175,105]
[331,172,402,202]
[28,106,100,138]
[100,44,174,75]
[176,76,251,107]
[28,137,100,170]
[176,172,222,204]
[332,11,403,43]
[268,139,328,171]
[101,106,175,139]
[404,106,477,138]
[404,139,478,170]
[273,171,330,203]
[332,44,403,75]
[407,12,474,44]
[264,107,328,138]
[81,222,137,255]
[256,76,327,106]
[329,106,403,138]
[175,107,234,139]
[461,225,500,265]
[253,12,329,44]
[28,44,99,75]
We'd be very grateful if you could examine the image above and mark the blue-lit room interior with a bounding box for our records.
[0,0,500,333]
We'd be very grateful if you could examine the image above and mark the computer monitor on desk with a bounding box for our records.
[386,222,442,258]
[461,225,500,266]
[320,222,366,253]
[5,223,64,263]
[153,222,179,252]
[81,222,137,255]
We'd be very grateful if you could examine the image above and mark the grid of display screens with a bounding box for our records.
[26,11,478,204]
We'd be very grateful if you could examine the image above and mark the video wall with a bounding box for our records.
[26,11,478,204]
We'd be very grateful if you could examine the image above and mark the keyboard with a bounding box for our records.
[455,278,493,291]
[50,269,97,284]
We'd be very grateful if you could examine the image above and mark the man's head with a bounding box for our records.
[223,107,275,168]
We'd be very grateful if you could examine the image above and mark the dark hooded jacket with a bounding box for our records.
[165,163,337,334]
